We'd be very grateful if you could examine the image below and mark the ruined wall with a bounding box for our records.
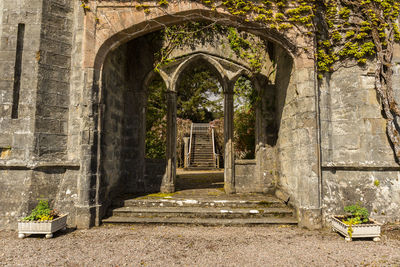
[0,165,79,229]
[275,46,321,227]
[123,37,160,194]
[99,35,157,207]
[235,160,257,193]
[34,0,74,160]
[0,0,79,230]
[168,32,275,78]
[0,0,42,161]
[144,159,166,193]
[100,44,129,207]
[256,81,278,194]
[320,62,400,224]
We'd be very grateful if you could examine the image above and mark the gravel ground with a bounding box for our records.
[1,224,400,267]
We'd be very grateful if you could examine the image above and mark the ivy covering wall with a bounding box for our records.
[82,0,400,162]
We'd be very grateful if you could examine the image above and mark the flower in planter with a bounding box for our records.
[22,200,60,222]
[331,203,381,242]
[18,200,67,239]
[342,204,369,225]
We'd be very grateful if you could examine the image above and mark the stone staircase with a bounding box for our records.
[189,133,216,169]
[102,193,298,226]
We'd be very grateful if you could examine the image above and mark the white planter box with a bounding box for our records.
[331,216,381,241]
[18,214,68,239]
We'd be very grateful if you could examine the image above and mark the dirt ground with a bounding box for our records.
[1,224,400,267]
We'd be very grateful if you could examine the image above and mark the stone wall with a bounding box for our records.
[2,0,399,230]
[0,167,79,229]
[274,46,321,227]
[100,44,128,207]
[144,159,166,193]
[256,80,278,194]
[0,0,79,230]
[320,63,400,224]
[0,0,43,161]
[322,170,400,223]
[234,160,257,193]
[0,170,32,228]
[34,0,74,160]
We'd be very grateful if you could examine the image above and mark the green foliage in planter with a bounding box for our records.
[341,204,370,238]
[342,204,370,225]
[23,200,59,222]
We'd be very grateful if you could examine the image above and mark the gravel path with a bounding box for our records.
[1,224,400,266]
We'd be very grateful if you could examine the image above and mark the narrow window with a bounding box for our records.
[11,24,25,119]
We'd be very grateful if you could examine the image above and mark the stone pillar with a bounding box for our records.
[161,90,177,193]
[183,137,189,169]
[135,91,147,192]
[76,68,98,229]
[224,90,235,194]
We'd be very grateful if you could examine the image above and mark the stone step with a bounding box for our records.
[190,164,215,167]
[110,206,294,219]
[102,216,298,226]
[186,167,217,170]
[117,197,285,208]
[106,192,297,226]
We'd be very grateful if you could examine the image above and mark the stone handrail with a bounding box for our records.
[187,123,193,167]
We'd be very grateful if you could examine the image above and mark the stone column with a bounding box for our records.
[76,68,99,229]
[161,90,177,193]
[135,91,147,192]
[183,137,189,169]
[224,90,235,194]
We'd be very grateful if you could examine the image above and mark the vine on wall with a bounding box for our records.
[153,22,271,73]
[83,0,400,162]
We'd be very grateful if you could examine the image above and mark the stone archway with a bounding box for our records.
[73,2,321,229]
[153,52,253,194]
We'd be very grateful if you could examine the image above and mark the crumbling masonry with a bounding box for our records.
[1,0,400,229]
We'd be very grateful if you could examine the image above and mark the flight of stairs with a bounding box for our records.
[102,195,298,226]
[189,133,216,169]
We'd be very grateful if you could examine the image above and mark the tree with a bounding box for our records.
[176,63,223,122]
[145,74,167,159]
[234,76,257,159]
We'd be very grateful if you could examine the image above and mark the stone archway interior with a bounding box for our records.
[98,23,294,216]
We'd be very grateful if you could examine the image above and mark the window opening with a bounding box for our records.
[11,24,25,119]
